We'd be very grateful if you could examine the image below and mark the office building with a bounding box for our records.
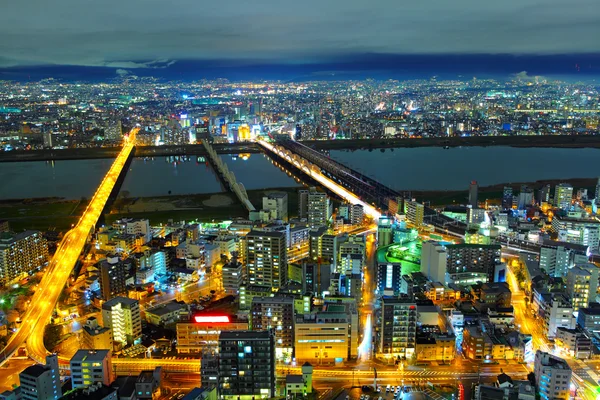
[98,256,133,300]
[378,297,417,360]
[70,350,112,389]
[101,297,142,346]
[566,264,599,311]
[222,259,244,295]
[218,330,276,399]
[445,244,501,285]
[376,263,402,295]
[405,201,424,228]
[243,230,287,290]
[551,215,600,252]
[250,296,295,359]
[0,231,48,286]
[534,351,571,400]
[81,317,113,351]
[19,355,61,400]
[421,241,447,284]
[554,183,574,209]
[262,192,288,222]
[294,303,359,363]
[577,303,600,333]
[306,188,331,229]
[469,181,479,208]
[176,316,248,354]
[539,240,589,277]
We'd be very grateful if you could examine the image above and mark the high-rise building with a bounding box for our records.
[101,297,142,346]
[534,351,571,400]
[262,192,289,222]
[421,241,447,283]
[405,201,424,228]
[81,317,113,351]
[378,297,417,360]
[218,330,276,399]
[469,181,479,208]
[19,355,61,400]
[595,177,600,207]
[250,296,295,358]
[222,259,244,295]
[554,183,574,209]
[98,256,132,300]
[298,189,309,219]
[0,231,48,286]
[307,188,331,228]
[70,350,112,389]
[502,186,513,210]
[243,230,287,290]
[376,263,403,295]
[567,264,599,311]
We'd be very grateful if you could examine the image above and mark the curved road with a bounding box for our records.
[0,129,138,367]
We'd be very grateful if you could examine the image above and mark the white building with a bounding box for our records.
[421,241,447,284]
[539,240,588,277]
[534,351,571,400]
[552,215,600,252]
[262,192,289,222]
[307,188,331,229]
[19,355,61,400]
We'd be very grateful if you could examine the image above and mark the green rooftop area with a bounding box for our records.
[376,241,422,275]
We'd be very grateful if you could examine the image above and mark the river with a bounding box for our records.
[1,147,599,200]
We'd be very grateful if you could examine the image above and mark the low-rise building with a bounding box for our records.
[176,316,248,354]
[145,301,190,326]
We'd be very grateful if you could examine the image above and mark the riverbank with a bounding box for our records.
[410,177,598,207]
[3,135,600,162]
[310,134,600,151]
[0,186,303,232]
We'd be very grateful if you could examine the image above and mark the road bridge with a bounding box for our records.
[263,139,466,235]
[202,140,255,212]
[0,128,139,368]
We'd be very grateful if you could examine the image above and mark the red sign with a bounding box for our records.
[194,315,230,323]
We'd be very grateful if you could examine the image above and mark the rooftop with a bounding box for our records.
[20,364,49,378]
[220,330,273,341]
[70,349,110,363]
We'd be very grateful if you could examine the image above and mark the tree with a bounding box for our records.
[43,324,63,351]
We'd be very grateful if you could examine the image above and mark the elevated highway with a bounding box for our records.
[0,129,139,367]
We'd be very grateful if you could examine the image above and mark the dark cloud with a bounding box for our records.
[0,0,599,68]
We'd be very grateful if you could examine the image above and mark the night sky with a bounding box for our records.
[1,0,599,80]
